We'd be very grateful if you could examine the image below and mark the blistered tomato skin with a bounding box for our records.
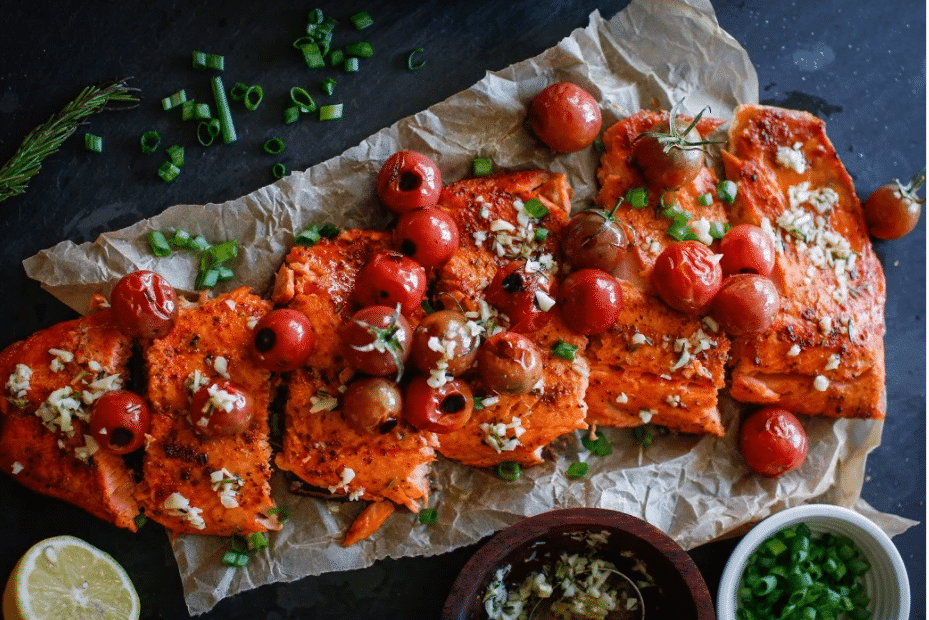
[651,241,723,314]
[354,252,427,316]
[89,391,151,454]
[377,151,442,214]
[251,309,315,371]
[110,270,178,340]
[189,379,254,437]
[477,331,543,395]
[560,210,628,272]
[711,274,779,336]
[342,305,412,378]
[719,224,776,277]
[393,208,460,268]
[403,376,473,433]
[528,82,602,153]
[485,261,552,333]
[410,310,480,377]
[558,269,623,335]
[739,407,808,477]
[343,377,403,435]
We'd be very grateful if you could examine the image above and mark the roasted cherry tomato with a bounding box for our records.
[393,207,459,268]
[110,270,178,340]
[410,310,480,377]
[251,308,315,371]
[739,407,808,477]
[560,205,629,272]
[711,274,779,336]
[528,82,602,153]
[651,241,723,314]
[189,379,254,437]
[557,269,623,335]
[485,261,552,333]
[354,251,427,317]
[403,376,473,433]
[864,171,925,240]
[342,305,412,378]
[719,224,776,277]
[377,151,442,214]
[342,377,403,435]
[88,390,151,454]
[477,331,543,395]
[632,110,710,190]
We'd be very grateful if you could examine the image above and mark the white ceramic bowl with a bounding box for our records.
[717,504,910,620]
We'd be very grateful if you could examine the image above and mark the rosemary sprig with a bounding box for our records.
[0,78,139,203]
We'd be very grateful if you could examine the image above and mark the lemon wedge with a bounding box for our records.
[2,535,140,620]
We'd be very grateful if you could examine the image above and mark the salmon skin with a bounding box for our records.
[721,104,886,419]
[0,310,139,530]
[136,288,281,536]
[590,109,731,435]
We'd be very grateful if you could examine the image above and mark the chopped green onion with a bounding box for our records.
[625,187,648,208]
[633,425,654,447]
[418,508,438,525]
[320,104,343,121]
[717,179,738,203]
[319,223,340,238]
[216,264,235,281]
[189,235,211,251]
[593,137,605,152]
[230,82,248,101]
[133,513,148,529]
[407,48,425,70]
[267,506,291,523]
[551,340,578,361]
[472,396,485,410]
[272,163,287,179]
[246,532,268,552]
[140,130,161,154]
[345,41,373,58]
[193,103,212,120]
[158,161,181,183]
[566,462,589,478]
[350,11,374,30]
[84,133,102,153]
[307,8,324,26]
[295,226,322,246]
[329,48,345,67]
[180,100,197,121]
[420,299,435,314]
[708,221,730,239]
[297,41,326,69]
[497,461,521,481]
[523,198,549,219]
[161,89,188,110]
[290,87,317,113]
[208,240,238,263]
[321,77,336,96]
[283,106,301,124]
[472,157,493,177]
[192,50,224,71]
[197,119,221,147]
[344,57,359,72]
[221,550,250,567]
[148,231,172,256]
[210,76,236,144]
[166,145,184,167]
[666,218,697,242]
[581,433,612,457]
[263,137,285,155]
[170,228,191,247]
[534,227,550,242]
[698,192,713,206]
[243,85,264,111]
[196,268,220,290]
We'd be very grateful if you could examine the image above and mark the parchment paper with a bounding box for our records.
[22,0,916,614]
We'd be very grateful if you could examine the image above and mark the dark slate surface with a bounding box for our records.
[0,1,923,618]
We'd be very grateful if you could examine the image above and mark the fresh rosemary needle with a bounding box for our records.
[0,78,139,203]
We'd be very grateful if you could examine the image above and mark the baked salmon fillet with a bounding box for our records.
[720,104,886,418]
[135,287,281,535]
[589,109,731,435]
[272,229,439,513]
[0,311,139,530]
[432,170,590,467]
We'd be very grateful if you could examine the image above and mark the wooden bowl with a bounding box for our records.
[442,507,714,619]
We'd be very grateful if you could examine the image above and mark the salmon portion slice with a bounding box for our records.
[136,288,280,536]
[721,104,886,419]
[591,110,731,435]
[432,170,590,467]
[0,311,139,530]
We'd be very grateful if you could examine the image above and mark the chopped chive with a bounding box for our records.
[166,145,184,167]
[320,103,343,121]
[625,186,649,208]
[350,11,374,29]
[230,82,248,101]
[497,461,521,481]
[472,157,492,177]
[243,86,263,111]
[263,137,285,155]
[84,133,102,153]
[290,87,317,113]
[345,41,373,58]
[283,106,301,124]
[221,550,250,567]
[329,48,344,67]
[161,89,188,110]
[192,50,224,71]
[321,77,336,96]
[344,57,359,72]
[698,192,713,206]
[566,462,589,478]
[272,162,287,179]
[418,508,438,525]
[717,179,738,203]
[523,198,549,219]
[158,161,181,183]
[148,231,172,257]
[534,227,550,242]
[210,76,236,144]
[407,48,425,70]
[140,130,161,154]
[551,340,578,361]
[169,228,191,247]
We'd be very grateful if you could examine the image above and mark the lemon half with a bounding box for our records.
[2,535,140,620]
